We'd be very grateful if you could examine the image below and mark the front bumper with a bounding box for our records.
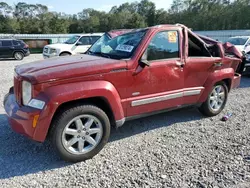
[243,61,250,74]
[4,89,43,142]
[43,53,58,59]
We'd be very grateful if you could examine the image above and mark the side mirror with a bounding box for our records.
[133,50,150,76]
[140,49,150,67]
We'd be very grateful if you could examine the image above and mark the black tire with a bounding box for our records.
[14,52,24,60]
[51,104,110,163]
[198,81,228,117]
[60,52,71,56]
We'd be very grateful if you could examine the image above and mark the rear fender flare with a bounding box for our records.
[198,68,234,103]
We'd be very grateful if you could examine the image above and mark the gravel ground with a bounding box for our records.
[0,55,250,188]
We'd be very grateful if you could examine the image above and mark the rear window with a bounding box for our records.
[1,40,12,47]
[227,37,248,45]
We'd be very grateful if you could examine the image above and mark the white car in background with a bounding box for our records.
[226,36,250,54]
[43,33,103,58]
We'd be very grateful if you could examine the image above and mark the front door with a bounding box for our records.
[72,36,92,54]
[126,30,185,117]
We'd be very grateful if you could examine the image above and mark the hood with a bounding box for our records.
[16,54,127,84]
[45,43,72,49]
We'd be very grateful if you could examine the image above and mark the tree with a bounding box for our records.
[0,0,250,34]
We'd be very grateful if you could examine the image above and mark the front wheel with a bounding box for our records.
[51,105,111,162]
[198,82,228,117]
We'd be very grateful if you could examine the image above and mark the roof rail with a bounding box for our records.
[0,35,16,39]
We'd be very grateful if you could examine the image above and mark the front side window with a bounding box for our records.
[88,30,147,60]
[64,35,80,44]
[2,40,12,47]
[146,31,179,61]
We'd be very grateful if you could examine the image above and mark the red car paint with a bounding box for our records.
[4,25,242,142]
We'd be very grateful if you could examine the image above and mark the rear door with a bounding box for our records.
[0,40,14,57]
[183,32,222,105]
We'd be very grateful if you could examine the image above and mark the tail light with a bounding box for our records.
[24,44,29,48]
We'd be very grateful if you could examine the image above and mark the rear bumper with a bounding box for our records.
[25,50,30,57]
[4,90,44,142]
[231,73,241,89]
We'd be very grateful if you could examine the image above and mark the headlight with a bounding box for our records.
[22,80,32,105]
[50,48,57,54]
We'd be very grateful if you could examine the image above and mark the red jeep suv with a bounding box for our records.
[4,24,242,162]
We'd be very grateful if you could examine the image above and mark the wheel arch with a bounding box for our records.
[59,51,72,56]
[49,96,116,135]
[12,50,24,57]
[198,68,234,103]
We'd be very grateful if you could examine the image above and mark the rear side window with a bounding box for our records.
[13,40,21,46]
[147,31,179,61]
[2,40,12,47]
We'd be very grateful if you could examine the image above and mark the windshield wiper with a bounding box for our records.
[88,51,111,59]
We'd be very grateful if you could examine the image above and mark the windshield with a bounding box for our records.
[64,35,80,44]
[227,37,248,45]
[88,30,147,59]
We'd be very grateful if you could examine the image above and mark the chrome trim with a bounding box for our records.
[131,92,182,107]
[116,118,125,128]
[131,88,203,107]
[183,89,201,97]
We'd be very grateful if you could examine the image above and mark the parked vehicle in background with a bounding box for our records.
[0,39,30,60]
[4,24,243,162]
[43,33,103,58]
[226,36,250,54]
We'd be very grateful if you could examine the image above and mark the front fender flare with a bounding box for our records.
[33,80,124,142]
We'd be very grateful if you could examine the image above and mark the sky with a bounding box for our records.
[2,0,173,14]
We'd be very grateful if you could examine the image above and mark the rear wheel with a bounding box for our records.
[198,82,228,117]
[14,52,24,60]
[51,104,110,162]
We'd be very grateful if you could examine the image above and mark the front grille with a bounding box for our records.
[43,47,49,54]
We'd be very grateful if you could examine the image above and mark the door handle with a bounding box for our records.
[176,61,184,68]
[214,62,223,67]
